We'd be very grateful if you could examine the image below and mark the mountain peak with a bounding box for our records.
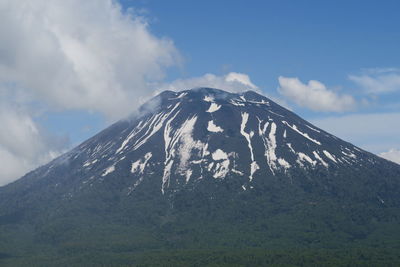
[11,87,396,197]
[1,87,400,265]
[158,88,267,103]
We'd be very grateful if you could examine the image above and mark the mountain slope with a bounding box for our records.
[0,88,400,266]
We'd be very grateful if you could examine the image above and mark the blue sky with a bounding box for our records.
[130,0,400,85]
[124,0,400,154]
[0,0,399,185]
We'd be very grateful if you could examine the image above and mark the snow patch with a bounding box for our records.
[287,143,296,153]
[185,169,193,183]
[247,99,269,105]
[306,124,321,133]
[323,150,338,163]
[83,159,98,167]
[207,162,214,171]
[204,95,214,102]
[128,153,153,192]
[282,121,321,145]
[132,108,176,151]
[116,120,146,154]
[206,103,221,113]
[211,149,230,179]
[258,118,290,172]
[131,152,152,174]
[116,103,181,154]
[213,160,230,179]
[212,149,228,160]
[230,100,245,106]
[162,108,182,193]
[240,112,259,180]
[297,152,317,166]
[178,92,187,98]
[102,165,115,176]
[278,158,291,169]
[177,116,204,170]
[342,150,357,159]
[232,169,244,175]
[162,113,208,193]
[313,151,329,168]
[207,120,224,133]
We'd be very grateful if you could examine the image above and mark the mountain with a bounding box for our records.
[1,88,400,266]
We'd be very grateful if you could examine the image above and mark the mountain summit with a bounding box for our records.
[1,88,400,265]
[10,87,393,195]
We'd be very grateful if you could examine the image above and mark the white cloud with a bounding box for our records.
[379,149,400,165]
[0,103,64,186]
[349,68,400,94]
[225,72,258,89]
[278,76,356,112]
[158,72,260,93]
[0,0,179,120]
[156,72,295,111]
[0,0,180,185]
[311,112,400,153]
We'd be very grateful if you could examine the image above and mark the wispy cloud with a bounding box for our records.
[349,68,400,94]
[278,76,356,112]
[157,72,259,93]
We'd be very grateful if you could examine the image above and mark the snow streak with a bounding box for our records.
[240,112,259,181]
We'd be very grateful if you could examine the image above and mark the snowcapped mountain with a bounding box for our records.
[1,88,400,265]
[17,87,389,196]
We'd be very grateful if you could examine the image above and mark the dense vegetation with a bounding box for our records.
[1,247,400,266]
[2,88,400,265]
[1,168,400,266]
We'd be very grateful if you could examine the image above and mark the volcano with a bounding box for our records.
[1,88,400,266]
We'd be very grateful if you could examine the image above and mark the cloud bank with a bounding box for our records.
[0,0,179,120]
[278,76,356,112]
[0,103,66,186]
[0,0,180,185]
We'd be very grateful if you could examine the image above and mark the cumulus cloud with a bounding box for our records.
[0,0,179,120]
[0,0,180,185]
[349,68,400,94]
[278,76,356,112]
[0,103,66,186]
[157,72,260,93]
[379,149,400,165]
